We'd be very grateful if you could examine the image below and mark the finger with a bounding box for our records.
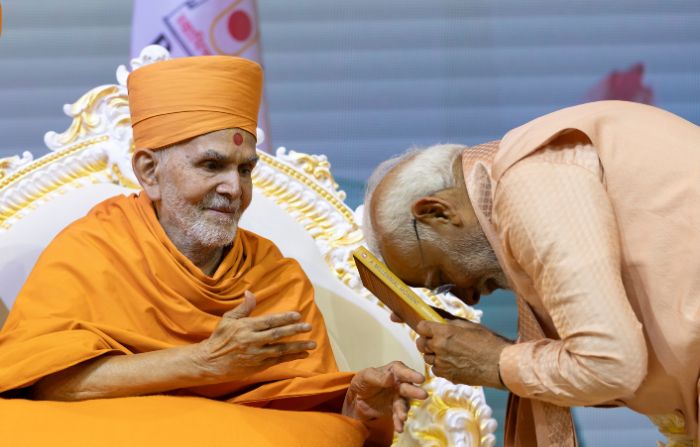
[356,366,394,389]
[399,382,428,400]
[424,337,437,354]
[393,398,408,420]
[253,322,312,343]
[248,311,302,331]
[390,312,404,323]
[416,337,430,354]
[389,361,426,384]
[393,399,408,432]
[224,291,257,320]
[393,411,403,433]
[415,320,438,337]
[257,340,317,358]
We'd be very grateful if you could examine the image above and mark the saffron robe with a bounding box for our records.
[0,192,367,446]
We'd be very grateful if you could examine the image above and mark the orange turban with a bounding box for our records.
[127,56,262,150]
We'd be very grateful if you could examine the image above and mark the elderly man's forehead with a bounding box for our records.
[192,128,254,146]
[164,129,256,159]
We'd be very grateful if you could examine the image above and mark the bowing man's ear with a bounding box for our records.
[411,195,463,227]
[132,149,162,201]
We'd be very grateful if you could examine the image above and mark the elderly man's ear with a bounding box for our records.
[411,192,464,228]
[132,149,162,201]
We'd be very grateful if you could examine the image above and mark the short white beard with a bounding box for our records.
[188,213,239,248]
[160,182,241,250]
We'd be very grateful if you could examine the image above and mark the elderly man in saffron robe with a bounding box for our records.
[363,101,700,447]
[0,56,427,446]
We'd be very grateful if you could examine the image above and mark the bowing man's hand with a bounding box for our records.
[416,319,512,390]
[194,290,316,383]
[342,361,428,434]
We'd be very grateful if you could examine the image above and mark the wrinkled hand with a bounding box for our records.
[195,291,316,383]
[416,319,512,389]
[342,361,428,433]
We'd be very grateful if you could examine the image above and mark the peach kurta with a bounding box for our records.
[0,192,367,446]
[462,101,700,445]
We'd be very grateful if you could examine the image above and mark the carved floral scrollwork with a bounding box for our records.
[0,151,34,183]
[400,378,497,447]
[275,148,346,200]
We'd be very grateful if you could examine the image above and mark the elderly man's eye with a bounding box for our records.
[202,161,222,171]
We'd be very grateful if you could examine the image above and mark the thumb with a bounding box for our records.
[226,290,257,319]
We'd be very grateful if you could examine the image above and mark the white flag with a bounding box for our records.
[131,0,271,151]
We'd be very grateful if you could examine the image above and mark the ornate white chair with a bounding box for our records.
[0,46,496,447]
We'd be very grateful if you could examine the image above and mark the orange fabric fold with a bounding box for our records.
[0,192,353,410]
[0,396,368,446]
[127,56,262,150]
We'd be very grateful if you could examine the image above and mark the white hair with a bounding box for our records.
[363,144,464,256]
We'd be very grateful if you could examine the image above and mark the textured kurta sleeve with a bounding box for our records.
[494,145,648,406]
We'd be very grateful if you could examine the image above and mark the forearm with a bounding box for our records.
[499,334,645,406]
[31,343,209,401]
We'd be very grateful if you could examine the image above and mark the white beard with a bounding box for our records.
[160,182,241,249]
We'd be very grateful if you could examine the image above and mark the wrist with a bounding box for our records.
[185,342,218,384]
[492,344,509,390]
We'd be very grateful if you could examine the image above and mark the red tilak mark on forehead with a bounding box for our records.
[233,132,243,146]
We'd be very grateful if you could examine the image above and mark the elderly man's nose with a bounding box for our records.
[217,171,242,197]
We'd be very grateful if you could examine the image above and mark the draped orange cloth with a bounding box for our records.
[0,192,367,445]
[127,56,262,150]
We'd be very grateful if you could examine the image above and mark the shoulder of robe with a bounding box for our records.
[238,228,312,283]
[238,227,284,261]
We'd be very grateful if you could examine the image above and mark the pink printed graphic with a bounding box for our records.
[585,63,654,105]
[175,13,213,55]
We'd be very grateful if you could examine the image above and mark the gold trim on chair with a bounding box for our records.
[0,138,112,229]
